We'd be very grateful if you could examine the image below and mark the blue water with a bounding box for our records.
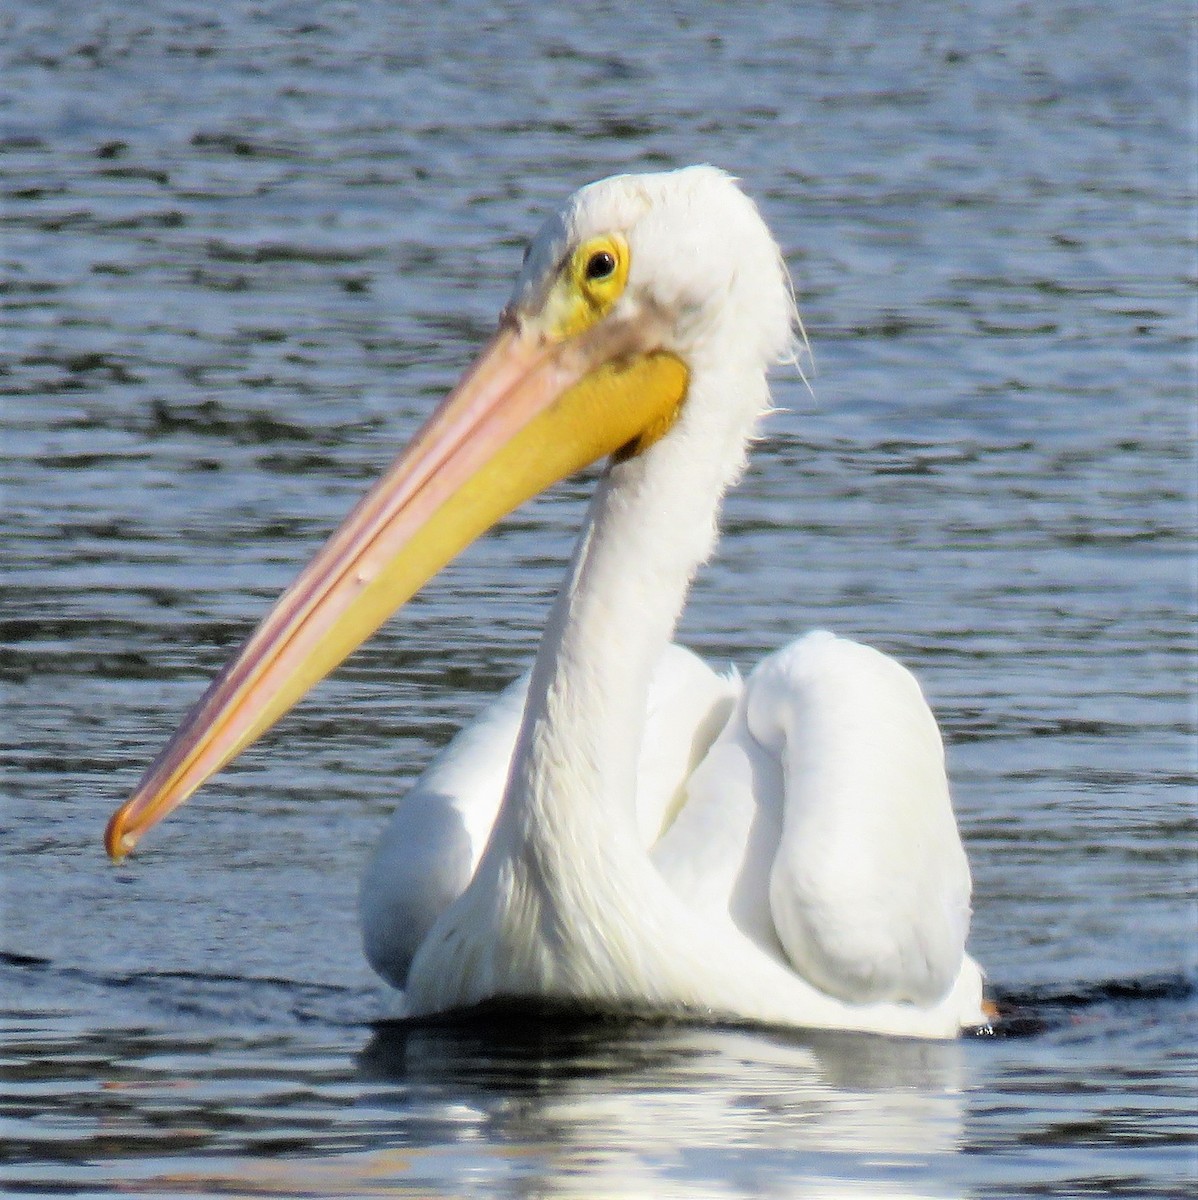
[2,1,1195,1195]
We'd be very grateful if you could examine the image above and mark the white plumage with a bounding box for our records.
[361,168,984,1037]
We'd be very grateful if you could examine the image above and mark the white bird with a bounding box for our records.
[107,166,986,1039]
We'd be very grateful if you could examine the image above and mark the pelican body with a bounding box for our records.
[107,167,985,1038]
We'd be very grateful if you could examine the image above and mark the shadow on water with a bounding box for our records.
[361,998,974,1091]
[8,944,1191,1051]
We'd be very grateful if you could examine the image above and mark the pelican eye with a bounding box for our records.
[584,250,616,281]
[553,234,629,335]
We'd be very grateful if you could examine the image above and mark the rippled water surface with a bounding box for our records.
[2,1,1195,1196]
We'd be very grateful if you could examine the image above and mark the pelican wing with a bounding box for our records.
[361,643,738,989]
[359,673,529,988]
[657,631,973,1009]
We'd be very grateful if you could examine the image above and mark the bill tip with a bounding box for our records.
[104,811,137,861]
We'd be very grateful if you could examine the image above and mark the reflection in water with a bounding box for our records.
[351,1013,969,1199]
[3,1009,969,1199]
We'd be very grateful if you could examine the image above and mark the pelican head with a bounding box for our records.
[511,165,794,378]
[106,165,796,858]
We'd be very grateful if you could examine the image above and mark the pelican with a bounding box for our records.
[106,166,986,1038]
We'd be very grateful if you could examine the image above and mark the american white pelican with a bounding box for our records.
[107,166,986,1038]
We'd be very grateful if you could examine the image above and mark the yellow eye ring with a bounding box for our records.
[540,233,632,340]
[572,234,630,311]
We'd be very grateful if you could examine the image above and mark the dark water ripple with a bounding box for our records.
[2,0,1195,1196]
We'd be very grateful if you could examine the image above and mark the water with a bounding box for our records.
[2,0,1194,1195]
